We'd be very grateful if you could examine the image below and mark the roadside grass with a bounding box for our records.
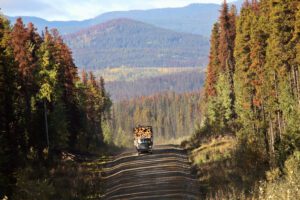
[258,151,300,200]
[184,133,300,200]
[185,136,245,198]
[155,136,191,146]
[11,152,111,200]
[191,136,235,165]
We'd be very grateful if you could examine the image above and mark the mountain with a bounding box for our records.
[8,4,219,36]
[8,2,242,37]
[8,16,85,35]
[85,3,220,37]
[63,18,209,69]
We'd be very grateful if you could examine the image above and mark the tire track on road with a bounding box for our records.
[101,145,201,200]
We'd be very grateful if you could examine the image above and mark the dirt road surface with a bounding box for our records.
[100,145,201,200]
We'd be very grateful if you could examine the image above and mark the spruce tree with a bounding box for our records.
[249,1,270,160]
[51,29,81,149]
[265,0,300,166]
[0,15,20,196]
[234,2,253,126]
[217,0,237,120]
[292,3,300,101]
[205,23,220,98]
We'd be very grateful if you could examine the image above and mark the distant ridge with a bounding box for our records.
[8,1,243,36]
[8,3,219,36]
[63,18,209,69]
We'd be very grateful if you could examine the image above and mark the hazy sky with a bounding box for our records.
[0,0,234,21]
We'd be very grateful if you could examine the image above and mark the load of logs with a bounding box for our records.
[134,126,153,139]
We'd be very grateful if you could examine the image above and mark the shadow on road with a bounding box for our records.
[100,145,201,200]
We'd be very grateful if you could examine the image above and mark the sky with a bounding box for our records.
[0,0,234,21]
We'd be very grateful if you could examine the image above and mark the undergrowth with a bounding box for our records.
[183,127,300,200]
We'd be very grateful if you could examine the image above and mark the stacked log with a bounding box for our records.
[134,126,153,139]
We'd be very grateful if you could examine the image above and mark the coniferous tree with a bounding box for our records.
[218,1,237,120]
[205,1,237,129]
[234,2,256,144]
[218,1,231,72]
[51,29,81,149]
[112,91,202,146]
[264,0,300,167]
[205,23,220,98]
[10,18,33,152]
[0,15,20,196]
[0,15,113,197]
[292,3,300,101]
[37,28,58,149]
[233,1,272,168]
[203,0,300,170]
[248,0,270,159]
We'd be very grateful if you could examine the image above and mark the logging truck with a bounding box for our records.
[134,126,153,154]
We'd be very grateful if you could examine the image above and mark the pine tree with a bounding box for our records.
[81,69,88,86]
[265,0,300,167]
[0,15,21,196]
[218,1,231,72]
[37,28,71,150]
[10,18,30,152]
[0,14,113,196]
[248,0,270,160]
[234,2,257,142]
[233,1,272,166]
[205,23,220,98]
[217,0,237,120]
[51,29,81,149]
[292,3,300,102]
[234,2,253,118]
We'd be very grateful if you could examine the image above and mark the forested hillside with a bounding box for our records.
[106,69,205,101]
[105,91,203,147]
[93,67,199,82]
[0,16,111,198]
[185,0,300,199]
[64,18,209,69]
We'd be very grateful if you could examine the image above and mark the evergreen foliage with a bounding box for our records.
[112,91,203,147]
[204,0,237,130]
[203,0,300,171]
[0,16,111,197]
[194,0,300,198]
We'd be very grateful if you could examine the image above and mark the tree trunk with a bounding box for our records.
[269,117,276,168]
[44,100,49,148]
[294,66,300,104]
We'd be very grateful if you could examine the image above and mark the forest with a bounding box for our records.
[107,91,203,147]
[0,13,205,199]
[106,70,205,100]
[0,16,111,198]
[185,0,300,199]
[1,0,300,199]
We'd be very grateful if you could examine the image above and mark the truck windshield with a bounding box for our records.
[140,139,151,143]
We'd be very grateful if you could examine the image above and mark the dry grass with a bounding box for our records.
[188,136,242,198]
[191,136,236,165]
[155,136,191,145]
[187,133,300,200]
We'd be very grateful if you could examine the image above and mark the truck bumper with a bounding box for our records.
[136,144,152,153]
